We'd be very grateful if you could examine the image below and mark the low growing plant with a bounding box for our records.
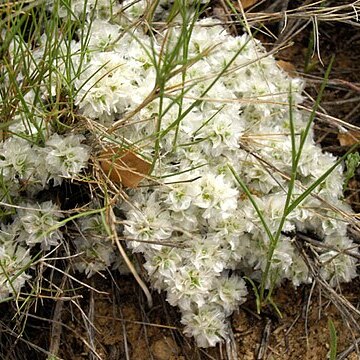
[0,0,358,349]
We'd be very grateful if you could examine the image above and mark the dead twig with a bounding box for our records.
[49,269,69,358]
[295,238,360,334]
[337,337,360,360]
[107,202,153,308]
[296,232,360,261]
[256,318,272,360]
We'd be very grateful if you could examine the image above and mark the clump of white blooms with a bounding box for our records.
[73,213,117,277]
[0,200,63,300]
[0,232,31,300]
[0,0,358,348]
[45,134,90,185]
[0,134,90,196]
[14,201,64,250]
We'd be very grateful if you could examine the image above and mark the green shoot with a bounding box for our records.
[344,152,360,190]
[328,319,337,360]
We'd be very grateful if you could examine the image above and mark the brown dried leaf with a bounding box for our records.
[99,147,151,188]
[277,60,297,77]
[239,0,261,10]
[338,130,360,147]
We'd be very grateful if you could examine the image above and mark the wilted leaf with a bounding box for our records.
[99,147,151,188]
[338,130,360,147]
[239,0,261,10]
[277,60,297,77]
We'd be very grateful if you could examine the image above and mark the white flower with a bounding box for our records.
[186,19,228,57]
[166,266,215,311]
[209,274,248,314]
[57,0,121,20]
[124,199,173,252]
[188,235,228,273]
[0,137,37,181]
[164,174,201,212]
[120,0,146,22]
[289,255,311,287]
[144,247,183,290]
[45,133,90,185]
[193,107,243,157]
[15,201,64,250]
[87,19,121,51]
[319,235,358,286]
[193,173,238,219]
[181,304,228,348]
[0,135,60,194]
[0,242,31,300]
[73,215,116,277]
[241,156,284,194]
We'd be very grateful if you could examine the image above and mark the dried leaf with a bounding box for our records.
[338,130,360,147]
[239,0,260,10]
[277,60,297,77]
[99,147,151,188]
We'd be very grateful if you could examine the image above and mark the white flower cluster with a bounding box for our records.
[0,133,90,196]
[0,238,31,301]
[0,130,90,296]
[1,0,358,348]
[73,214,117,277]
[56,0,121,20]
[66,1,356,347]
[0,200,63,300]
[1,45,90,298]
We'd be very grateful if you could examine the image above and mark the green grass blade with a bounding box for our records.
[229,164,274,244]
[286,143,360,215]
[328,319,337,360]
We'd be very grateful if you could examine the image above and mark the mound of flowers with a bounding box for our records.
[0,0,358,347]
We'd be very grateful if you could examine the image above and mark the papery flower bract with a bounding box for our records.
[164,174,201,212]
[73,214,116,277]
[0,137,37,181]
[209,274,248,315]
[57,0,121,20]
[166,266,215,311]
[188,235,228,273]
[319,235,358,286]
[15,201,64,250]
[45,133,90,185]
[124,196,173,252]
[0,242,31,300]
[181,305,228,348]
[193,173,238,219]
[87,19,121,51]
[143,247,183,290]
